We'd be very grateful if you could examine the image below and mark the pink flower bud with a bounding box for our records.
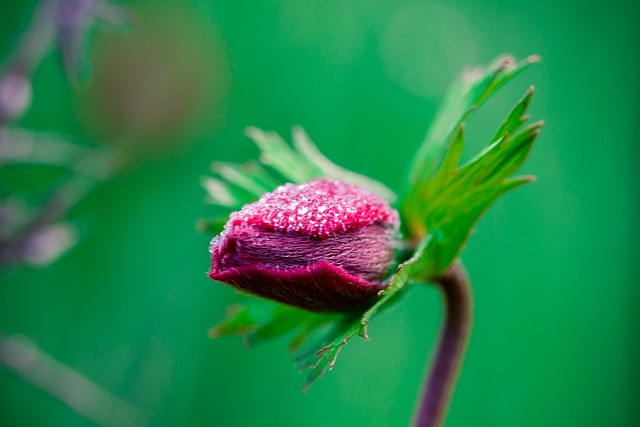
[209,178,399,311]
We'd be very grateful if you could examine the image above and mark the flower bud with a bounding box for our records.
[209,178,399,311]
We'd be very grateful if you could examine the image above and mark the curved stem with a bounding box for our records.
[413,263,473,427]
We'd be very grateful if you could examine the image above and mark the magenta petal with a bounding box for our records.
[209,261,385,312]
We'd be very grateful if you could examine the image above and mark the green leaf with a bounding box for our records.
[292,127,397,203]
[401,80,542,274]
[201,177,241,208]
[202,126,396,218]
[210,161,274,199]
[491,86,535,144]
[209,297,340,350]
[457,121,542,184]
[245,126,322,183]
[407,55,540,189]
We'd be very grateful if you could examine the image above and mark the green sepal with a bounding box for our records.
[199,127,395,232]
[208,297,338,350]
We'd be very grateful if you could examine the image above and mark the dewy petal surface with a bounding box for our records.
[209,178,399,311]
[224,178,398,239]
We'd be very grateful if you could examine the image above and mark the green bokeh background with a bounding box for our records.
[1,1,638,426]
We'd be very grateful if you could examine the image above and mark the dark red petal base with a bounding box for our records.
[209,261,385,312]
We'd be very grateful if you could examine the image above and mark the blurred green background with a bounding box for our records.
[1,1,638,426]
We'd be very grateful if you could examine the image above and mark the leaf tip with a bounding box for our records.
[207,326,221,339]
[498,55,515,69]
[315,345,332,357]
[195,219,208,232]
[359,319,370,341]
[514,174,537,184]
[527,54,542,64]
[532,120,545,131]
[244,126,262,139]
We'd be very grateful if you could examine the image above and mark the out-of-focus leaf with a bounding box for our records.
[245,126,322,183]
[201,177,240,208]
[201,126,396,218]
[0,333,146,427]
[0,129,116,179]
[211,161,278,199]
[292,126,397,203]
[0,129,121,270]
[210,163,266,199]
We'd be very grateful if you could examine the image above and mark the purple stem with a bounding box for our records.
[413,263,473,427]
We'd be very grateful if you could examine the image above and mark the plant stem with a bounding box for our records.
[413,263,473,427]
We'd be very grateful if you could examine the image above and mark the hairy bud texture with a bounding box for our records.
[209,178,399,311]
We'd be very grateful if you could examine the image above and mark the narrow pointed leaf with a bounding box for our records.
[491,87,535,144]
[408,55,539,187]
[201,177,239,208]
[211,161,273,198]
[245,126,321,183]
[292,126,397,202]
